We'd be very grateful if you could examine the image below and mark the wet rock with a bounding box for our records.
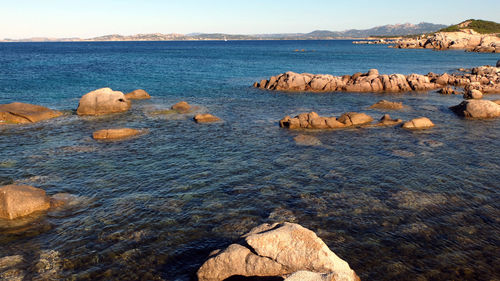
[438,87,459,95]
[337,112,374,126]
[402,117,435,130]
[0,185,51,219]
[391,150,416,158]
[450,99,500,118]
[34,250,61,280]
[368,100,404,110]
[124,89,151,100]
[0,268,25,281]
[392,190,447,210]
[92,128,142,140]
[0,102,62,124]
[76,88,131,116]
[171,101,192,113]
[0,255,24,271]
[497,60,500,67]
[376,114,403,126]
[194,114,221,123]
[197,222,359,281]
[293,134,322,146]
[463,89,483,100]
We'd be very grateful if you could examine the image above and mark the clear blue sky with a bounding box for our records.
[1,0,499,39]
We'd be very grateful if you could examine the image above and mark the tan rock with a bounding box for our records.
[124,89,151,100]
[76,88,131,116]
[285,271,336,281]
[92,128,141,140]
[463,89,483,100]
[197,222,359,281]
[0,185,51,219]
[0,102,62,124]
[194,114,221,123]
[438,87,458,95]
[338,112,374,126]
[367,69,379,76]
[402,117,435,129]
[171,101,192,113]
[369,100,404,110]
[450,100,500,118]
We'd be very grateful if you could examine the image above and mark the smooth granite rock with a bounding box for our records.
[76,88,131,116]
[0,102,62,124]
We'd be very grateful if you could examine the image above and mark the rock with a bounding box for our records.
[124,89,150,100]
[35,250,61,280]
[92,128,141,140]
[376,114,402,126]
[493,99,500,105]
[285,271,336,281]
[171,101,192,113]
[402,117,435,130]
[368,100,404,110]
[450,99,500,118]
[0,102,62,124]
[194,114,221,123]
[294,134,322,146]
[367,69,379,76]
[76,88,131,116]
[438,87,458,95]
[463,89,483,100]
[0,255,24,271]
[497,60,500,67]
[197,222,359,281]
[0,185,51,219]
[337,112,374,126]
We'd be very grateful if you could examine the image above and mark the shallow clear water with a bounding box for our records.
[0,40,499,280]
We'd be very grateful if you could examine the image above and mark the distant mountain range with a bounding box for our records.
[1,22,447,42]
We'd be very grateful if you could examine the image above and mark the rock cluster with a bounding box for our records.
[279,112,402,130]
[0,102,62,124]
[77,88,131,116]
[254,66,500,94]
[197,222,359,281]
[392,30,500,53]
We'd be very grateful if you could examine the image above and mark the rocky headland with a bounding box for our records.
[254,65,500,94]
[391,29,500,53]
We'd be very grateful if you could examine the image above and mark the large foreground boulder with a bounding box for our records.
[0,102,62,124]
[76,88,131,116]
[92,128,142,140]
[0,185,51,219]
[450,99,500,118]
[197,222,359,281]
[124,89,150,100]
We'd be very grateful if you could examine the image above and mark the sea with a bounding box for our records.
[0,40,499,280]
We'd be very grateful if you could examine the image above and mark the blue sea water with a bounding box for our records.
[0,40,499,280]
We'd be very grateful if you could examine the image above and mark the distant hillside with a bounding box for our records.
[438,19,500,34]
[1,22,447,42]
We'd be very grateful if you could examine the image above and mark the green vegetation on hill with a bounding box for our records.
[439,19,500,34]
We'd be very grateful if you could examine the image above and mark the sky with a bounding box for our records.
[1,0,499,39]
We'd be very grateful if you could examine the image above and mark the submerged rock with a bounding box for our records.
[124,89,151,100]
[293,134,322,146]
[368,100,404,110]
[402,117,435,130]
[197,222,359,281]
[194,114,221,123]
[450,99,500,118]
[0,102,62,124]
[171,101,192,113]
[77,88,131,116]
[0,185,51,220]
[92,128,142,140]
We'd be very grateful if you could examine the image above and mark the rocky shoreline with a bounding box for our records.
[254,65,500,94]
